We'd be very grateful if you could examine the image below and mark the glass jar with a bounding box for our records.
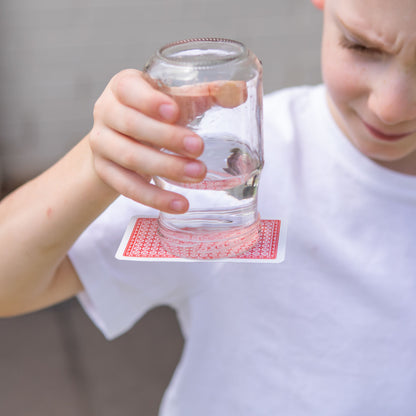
[144,38,264,259]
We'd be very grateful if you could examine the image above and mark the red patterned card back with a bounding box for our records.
[116,217,286,263]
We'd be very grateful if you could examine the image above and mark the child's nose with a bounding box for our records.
[368,68,416,125]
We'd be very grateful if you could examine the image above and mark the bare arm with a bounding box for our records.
[0,137,117,316]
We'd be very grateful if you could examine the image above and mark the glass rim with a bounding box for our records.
[156,38,249,68]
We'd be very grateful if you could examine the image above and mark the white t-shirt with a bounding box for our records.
[69,85,416,416]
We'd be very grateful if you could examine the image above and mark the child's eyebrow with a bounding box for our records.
[334,15,392,53]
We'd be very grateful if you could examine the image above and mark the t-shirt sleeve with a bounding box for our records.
[68,196,202,340]
[68,196,154,339]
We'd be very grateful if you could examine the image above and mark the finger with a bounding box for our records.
[110,69,179,123]
[169,92,215,126]
[90,126,206,183]
[93,156,190,213]
[98,99,204,158]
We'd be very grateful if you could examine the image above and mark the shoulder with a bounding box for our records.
[259,85,328,215]
[262,84,325,152]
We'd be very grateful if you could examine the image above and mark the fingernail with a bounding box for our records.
[184,161,205,178]
[184,136,203,154]
[159,103,176,121]
[170,199,187,212]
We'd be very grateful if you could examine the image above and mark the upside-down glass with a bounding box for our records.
[144,38,264,259]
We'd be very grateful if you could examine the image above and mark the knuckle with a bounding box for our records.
[123,111,139,136]
[89,124,108,153]
[92,98,104,120]
[88,128,101,151]
[119,150,138,171]
[112,69,138,102]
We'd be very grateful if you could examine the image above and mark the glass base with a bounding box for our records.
[157,215,261,260]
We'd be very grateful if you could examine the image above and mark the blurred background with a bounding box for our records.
[0,0,322,414]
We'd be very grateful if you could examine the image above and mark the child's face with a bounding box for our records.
[319,0,416,174]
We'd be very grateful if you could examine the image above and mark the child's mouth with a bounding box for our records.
[363,121,414,142]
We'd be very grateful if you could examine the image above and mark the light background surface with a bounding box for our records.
[0,1,322,414]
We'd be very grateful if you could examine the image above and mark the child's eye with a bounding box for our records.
[339,38,381,56]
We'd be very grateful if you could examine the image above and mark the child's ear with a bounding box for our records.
[311,0,324,10]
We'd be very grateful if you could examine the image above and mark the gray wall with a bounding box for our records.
[0,1,322,415]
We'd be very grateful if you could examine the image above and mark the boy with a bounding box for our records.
[1,0,415,414]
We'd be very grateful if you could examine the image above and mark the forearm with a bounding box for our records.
[0,135,118,314]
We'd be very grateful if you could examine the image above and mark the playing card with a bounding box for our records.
[116,217,286,263]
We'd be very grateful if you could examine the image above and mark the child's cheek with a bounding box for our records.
[322,49,366,111]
